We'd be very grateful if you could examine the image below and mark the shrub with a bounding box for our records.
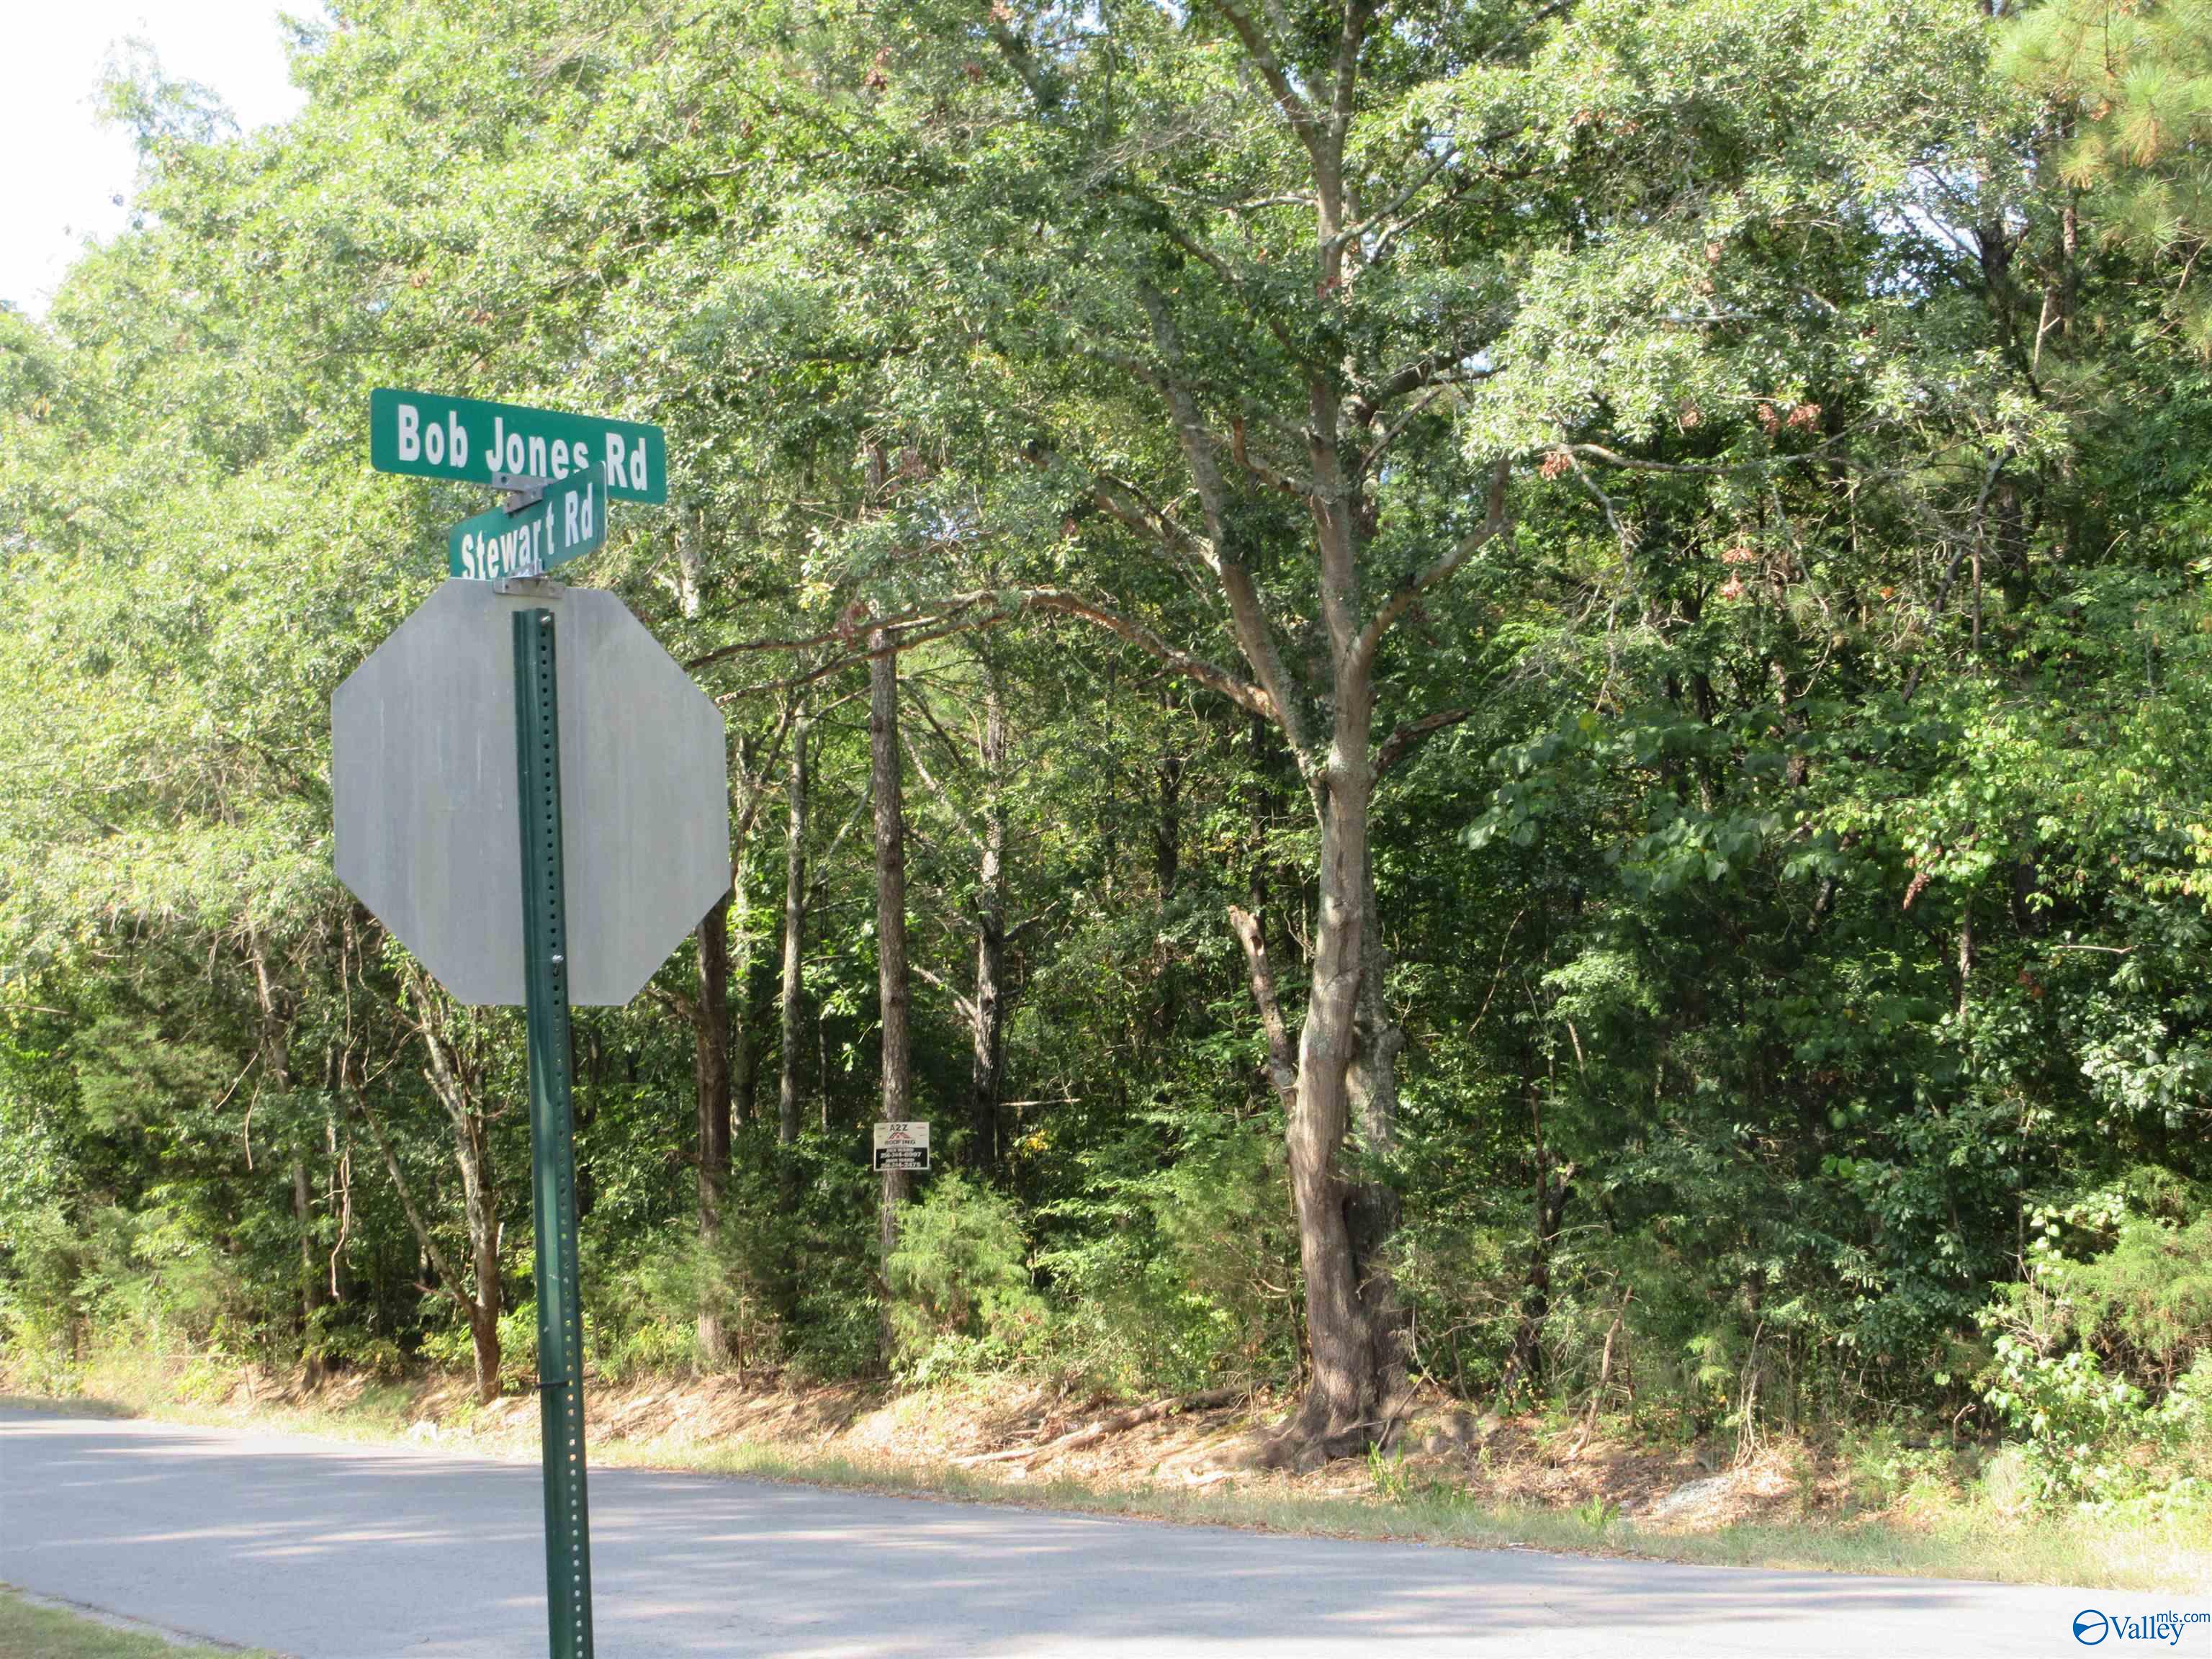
[1977,1179,2212,1502]
[1037,1110,1301,1397]
[884,1172,1044,1371]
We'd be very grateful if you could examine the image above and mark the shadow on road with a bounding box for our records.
[0,1409,2085,1658]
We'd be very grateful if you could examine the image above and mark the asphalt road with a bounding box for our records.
[0,1407,2188,1658]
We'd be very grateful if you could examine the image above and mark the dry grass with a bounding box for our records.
[12,1355,2208,1597]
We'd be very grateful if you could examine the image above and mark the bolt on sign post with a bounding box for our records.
[339,395,719,1659]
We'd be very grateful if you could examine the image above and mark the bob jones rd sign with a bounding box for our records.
[369,388,668,503]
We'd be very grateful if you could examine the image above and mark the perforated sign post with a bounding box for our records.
[341,398,710,1659]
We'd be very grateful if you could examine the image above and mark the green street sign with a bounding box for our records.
[451,472,608,581]
[370,388,667,504]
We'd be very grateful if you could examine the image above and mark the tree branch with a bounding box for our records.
[900,724,986,856]
[911,962,979,1028]
[346,1084,469,1313]
[1352,458,1509,675]
[1208,0,1321,163]
[1228,904,1300,1110]
[1375,707,1473,778]
[1024,588,1276,721]
[685,593,995,674]
[1138,285,1313,761]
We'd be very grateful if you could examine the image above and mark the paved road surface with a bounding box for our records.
[0,1407,2187,1657]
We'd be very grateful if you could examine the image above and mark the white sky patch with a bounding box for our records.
[1,2,310,315]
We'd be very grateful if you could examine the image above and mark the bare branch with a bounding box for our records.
[1355,384,1446,480]
[1208,0,1321,161]
[1025,588,1276,721]
[912,962,979,1028]
[685,593,994,674]
[1139,285,1313,760]
[1328,0,1382,146]
[900,725,986,856]
[1337,151,1452,251]
[984,19,1061,109]
[346,1084,467,1310]
[1565,436,1849,476]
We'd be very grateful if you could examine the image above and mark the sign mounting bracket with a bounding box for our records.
[490,472,553,513]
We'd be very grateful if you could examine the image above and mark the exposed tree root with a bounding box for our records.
[952,1387,1243,1467]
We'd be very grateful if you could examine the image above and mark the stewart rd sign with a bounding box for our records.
[450,470,607,580]
[369,387,667,503]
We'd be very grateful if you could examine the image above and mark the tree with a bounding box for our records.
[2005,0,2212,351]
[869,627,914,1365]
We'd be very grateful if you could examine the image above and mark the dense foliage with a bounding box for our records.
[4,0,2211,1496]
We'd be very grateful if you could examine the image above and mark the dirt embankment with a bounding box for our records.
[200,1367,1845,1531]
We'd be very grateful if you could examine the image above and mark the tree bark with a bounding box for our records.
[778,709,811,1146]
[693,891,734,1367]
[968,665,1009,1170]
[451,1106,503,1405]
[346,1076,498,1400]
[732,841,759,1126]
[1500,1140,1576,1401]
[410,977,504,1405]
[1272,729,1400,1464]
[869,628,914,1365]
[248,932,324,1388]
[1345,842,1406,1390]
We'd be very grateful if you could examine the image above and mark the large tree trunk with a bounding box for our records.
[778,709,810,1147]
[968,667,1008,1170]
[1345,844,1406,1393]
[1274,751,1401,1463]
[869,629,913,1366]
[692,891,734,1367]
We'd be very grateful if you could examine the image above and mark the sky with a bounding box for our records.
[0,2,310,314]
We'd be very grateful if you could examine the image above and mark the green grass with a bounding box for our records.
[0,1588,275,1658]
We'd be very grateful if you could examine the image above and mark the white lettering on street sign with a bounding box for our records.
[451,472,606,580]
[371,389,667,505]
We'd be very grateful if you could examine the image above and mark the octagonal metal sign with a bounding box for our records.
[333,580,729,1006]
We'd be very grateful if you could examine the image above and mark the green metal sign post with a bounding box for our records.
[512,608,595,1659]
